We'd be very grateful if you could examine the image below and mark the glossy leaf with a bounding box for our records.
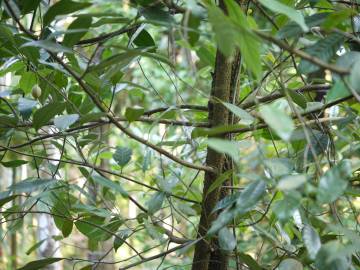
[17,258,63,270]
[92,174,128,198]
[63,16,93,46]
[43,0,92,26]
[259,104,295,141]
[147,192,165,214]
[207,139,239,160]
[278,258,303,270]
[258,0,308,31]
[125,107,145,122]
[19,72,37,93]
[277,174,307,191]
[303,224,321,259]
[317,160,352,203]
[218,227,236,251]
[33,102,66,130]
[113,147,132,167]
[54,114,79,130]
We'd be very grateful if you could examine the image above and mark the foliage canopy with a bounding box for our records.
[0,0,359,269]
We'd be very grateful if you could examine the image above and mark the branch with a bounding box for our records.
[50,53,215,173]
[255,30,350,75]
[118,241,197,270]
[0,144,200,204]
[239,84,331,109]
[76,24,140,45]
[143,105,208,116]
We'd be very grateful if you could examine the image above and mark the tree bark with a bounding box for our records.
[208,50,241,270]
[191,49,234,270]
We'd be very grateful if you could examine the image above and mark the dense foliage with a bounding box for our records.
[0,0,359,269]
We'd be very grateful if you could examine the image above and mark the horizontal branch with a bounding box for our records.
[240,84,331,109]
[0,144,200,204]
[77,24,140,45]
[50,53,215,173]
[255,30,350,75]
[143,105,208,116]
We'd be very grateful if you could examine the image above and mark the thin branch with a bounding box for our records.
[76,24,140,45]
[49,53,215,173]
[255,30,350,75]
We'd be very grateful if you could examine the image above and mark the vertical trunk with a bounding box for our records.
[192,2,243,268]
[191,51,234,270]
[208,51,241,270]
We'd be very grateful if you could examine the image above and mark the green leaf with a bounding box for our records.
[208,209,235,235]
[114,229,132,251]
[350,59,360,93]
[207,139,240,160]
[299,33,344,74]
[315,241,351,270]
[222,102,255,125]
[206,170,233,197]
[317,160,351,203]
[208,1,263,78]
[43,0,92,26]
[92,174,128,198]
[0,195,18,208]
[258,0,308,31]
[8,178,56,193]
[131,29,156,48]
[25,239,47,255]
[19,71,37,93]
[125,107,145,122]
[21,0,42,14]
[147,192,165,214]
[54,114,79,130]
[326,81,351,102]
[277,13,328,39]
[213,193,239,213]
[218,227,236,251]
[277,174,307,191]
[273,192,301,222]
[237,253,262,270]
[140,7,175,25]
[236,180,266,215]
[61,219,73,238]
[224,0,262,79]
[142,150,152,172]
[75,216,122,242]
[18,98,37,120]
[17,258,63,270]
[21,40,73,53]
[113,147,132,167]
[90,50,173,72]
[63,16,93,46]
[278,258,303,270]
[259,104,295,141]
[207,5,236,57]
[1,160,28,168]
[303,224,321,260]
[33,102,65,130]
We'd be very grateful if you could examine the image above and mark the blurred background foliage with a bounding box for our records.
[0,0,359,269]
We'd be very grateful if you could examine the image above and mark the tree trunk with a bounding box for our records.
[208,51,241,270]
[191,49,234,270]
[191,2,242,268]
